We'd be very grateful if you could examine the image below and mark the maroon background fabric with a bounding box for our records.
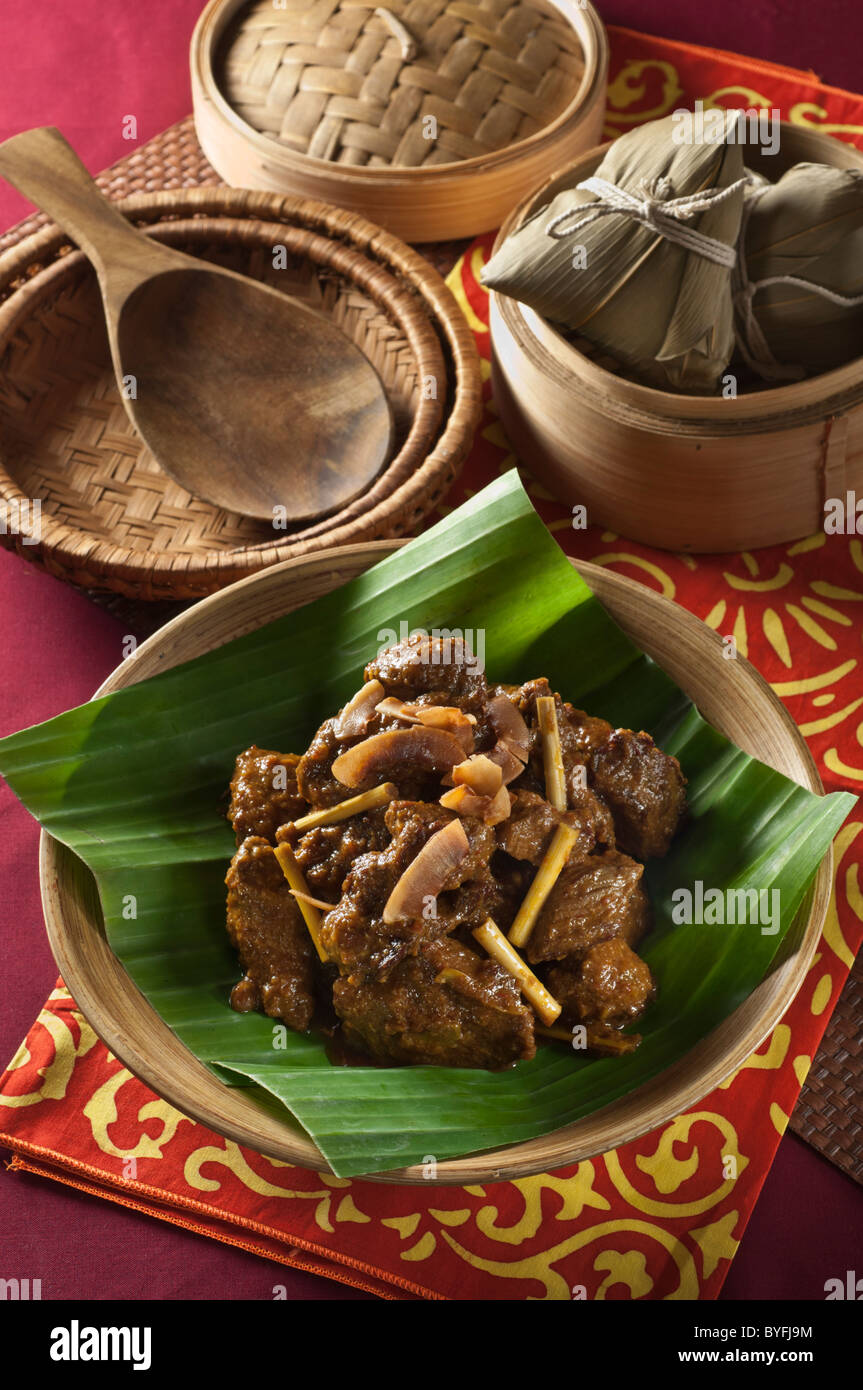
[602,0,862,98]
[0,0,861,1300]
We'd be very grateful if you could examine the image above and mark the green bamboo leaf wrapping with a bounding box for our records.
[0,474,854,1175]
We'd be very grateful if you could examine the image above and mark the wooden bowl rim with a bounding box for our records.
[191,0,608,182]
[39,541,832,1183]
[491,121,863,419]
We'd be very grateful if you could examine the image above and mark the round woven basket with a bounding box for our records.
[0,187,481,599]
[191,0,608,241]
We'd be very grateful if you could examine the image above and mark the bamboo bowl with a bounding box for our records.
[0,187,481,600]
[40,544,832,1183]
[490,123,863,552]
[191,0,608,242]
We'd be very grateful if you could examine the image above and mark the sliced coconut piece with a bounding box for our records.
[375,696,475,753]
[488,694,530,762]
[332,679,385,739]
[439,782,511,826]
[486,740,526,785]
[442,741,523,788]
[331,726,466,787]
[382,818,470,924]
[452,753,503,797]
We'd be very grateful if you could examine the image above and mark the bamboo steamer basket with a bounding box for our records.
[41,543,832,1182]
[489,123,863,553]
[0,187,481,600]
[191,0,608,241]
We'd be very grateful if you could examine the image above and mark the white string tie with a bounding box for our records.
[733,183,863,382]
[545,174,749,268]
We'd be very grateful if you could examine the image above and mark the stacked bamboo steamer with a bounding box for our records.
[191,0,609,240]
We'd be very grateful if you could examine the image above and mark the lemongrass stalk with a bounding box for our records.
[508,822,577,948]
[291,782,397,832]
[472,917,562,1025]
[536,1023,575,1043]
[536,694,567,811]
[274,843,329,963]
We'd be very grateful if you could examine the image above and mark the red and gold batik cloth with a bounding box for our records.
[2,28,862,1300]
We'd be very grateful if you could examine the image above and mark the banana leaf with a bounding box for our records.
[0,474,853,1176]
[481,113,746,394]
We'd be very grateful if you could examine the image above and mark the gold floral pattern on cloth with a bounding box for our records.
[2,27,863,1301]
[603,29,863,148]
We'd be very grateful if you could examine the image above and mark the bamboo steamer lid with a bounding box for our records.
[191,0,608,240]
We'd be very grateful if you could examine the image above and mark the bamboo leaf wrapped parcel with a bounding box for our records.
[481,112,748,394]
[736,163,863,377]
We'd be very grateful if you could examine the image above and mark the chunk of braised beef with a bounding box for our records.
[228,747,305,844]
[323,853,433,981]
[280,808,390,904]
[384,798,450,842]
[489,850,534,926]
[570,785,616,850]
[296,717,359,808]
[321,802,495,978]
[440,874,516,936]
[297,715,450,807]
[428,852,530,953]
[365,634,487,717]
[512,683,686,858]
[526,849,650,964]
[561,704,616,758]
[384,801,495,887]
[589,729,686,858]
[333,935,535,1069]
[496,789,612,866]
[546,938,654,1029]
[225,836,316,1031]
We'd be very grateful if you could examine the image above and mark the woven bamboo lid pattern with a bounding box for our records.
[193,0,607,240]
[220,0,584,168]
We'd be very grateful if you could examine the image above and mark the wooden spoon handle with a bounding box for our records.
[0,126,178,295]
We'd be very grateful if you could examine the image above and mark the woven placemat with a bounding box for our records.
[1,111,859,1182]
[789,951,862,1184]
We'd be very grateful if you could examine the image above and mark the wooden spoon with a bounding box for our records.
[0,127,394,521]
